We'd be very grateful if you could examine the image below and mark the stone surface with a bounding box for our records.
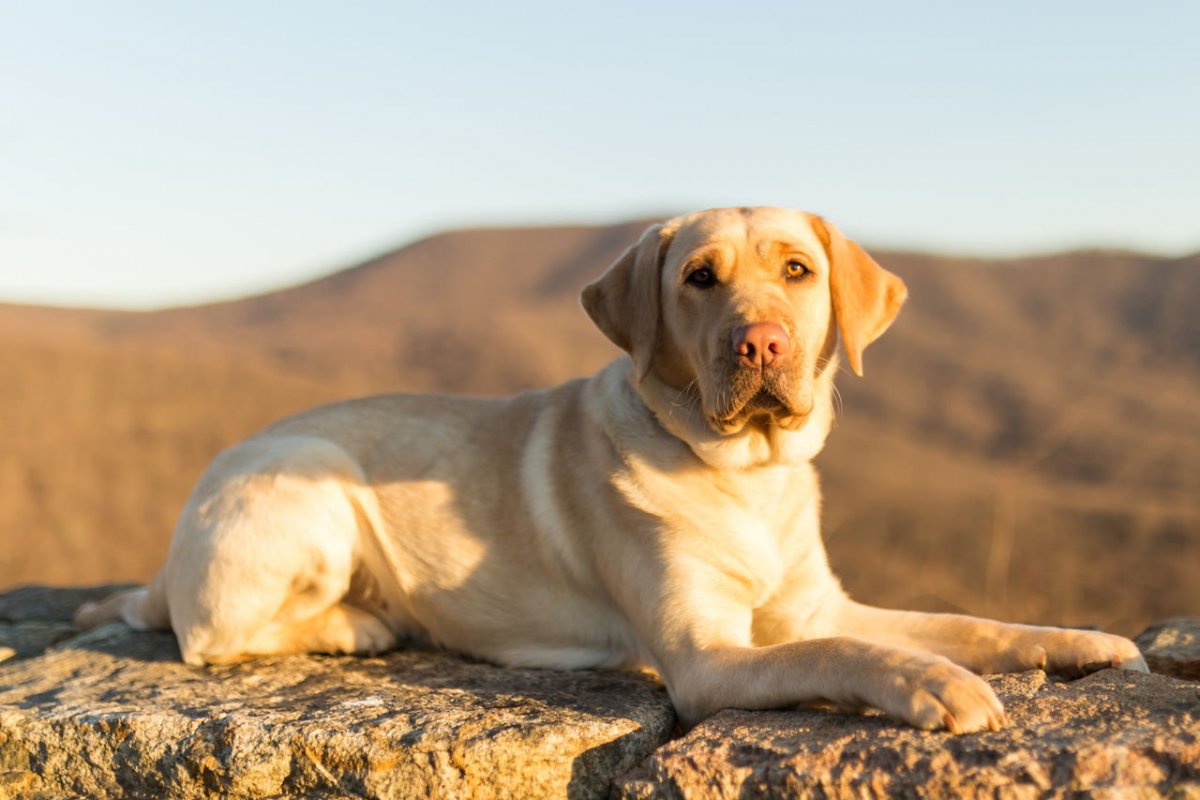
[1138,617,1200,681]
[0,621,76,662]
[0,588,674,800]
[616,670,1200,799]
[0,584,135,661]
[3,586,1200,800]
[0,584,136,625]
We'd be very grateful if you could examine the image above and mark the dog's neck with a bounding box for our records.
[624,359,837,471]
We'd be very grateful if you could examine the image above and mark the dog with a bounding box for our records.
[77,207,1146,733]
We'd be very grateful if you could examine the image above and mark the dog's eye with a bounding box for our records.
[785,260,811,279]
[686,267,717,288]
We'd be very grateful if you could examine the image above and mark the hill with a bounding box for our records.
[1,221,1197,635]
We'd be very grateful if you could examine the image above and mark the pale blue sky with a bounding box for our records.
[2,1,1197,308]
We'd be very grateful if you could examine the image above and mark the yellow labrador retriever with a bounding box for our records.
[78,207,1146,733]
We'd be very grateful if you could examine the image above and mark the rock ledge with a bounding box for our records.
[0,587,673,799]
[3,586,1199,799]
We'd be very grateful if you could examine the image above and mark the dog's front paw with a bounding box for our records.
[869,650,1007,734]
[1033,629,1148,678]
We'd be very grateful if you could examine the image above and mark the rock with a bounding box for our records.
[0,592,675,800]
[1137,618,1200,681]
[0,584,136,663]
[0,621,78,661]
[616,670,1200,799]
[4,585,1200,799]
[0,584,136,624]
[0,584,137,663]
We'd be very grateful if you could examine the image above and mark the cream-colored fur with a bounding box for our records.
[77,207,1146,733]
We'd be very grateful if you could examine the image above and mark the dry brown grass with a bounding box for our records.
[1,223,1196,636]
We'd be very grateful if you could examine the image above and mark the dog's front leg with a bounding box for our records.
[622,566,1006,733]
[660,636,1008,733]
[829,599,1148,677]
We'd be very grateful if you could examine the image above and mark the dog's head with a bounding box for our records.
[582,207,906,445]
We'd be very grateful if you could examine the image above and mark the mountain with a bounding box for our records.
[1,222,1196,635]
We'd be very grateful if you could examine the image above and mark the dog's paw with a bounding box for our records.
[1034,629,1148,678]
[299,603,398,657]
[870,651,1007,734]
[344,605,399,656]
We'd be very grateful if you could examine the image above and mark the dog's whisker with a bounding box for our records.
[666,379,702,419]
[813,355,848,419]
[669,380,699,407]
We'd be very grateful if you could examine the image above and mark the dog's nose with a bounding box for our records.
[732,322,790,368]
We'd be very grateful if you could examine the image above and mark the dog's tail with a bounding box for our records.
[74,572,170,632]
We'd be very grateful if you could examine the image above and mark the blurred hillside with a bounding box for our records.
[1,221,1196,635]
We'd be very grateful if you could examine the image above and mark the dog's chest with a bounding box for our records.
[703,507,789,607]
[624,459,816,608]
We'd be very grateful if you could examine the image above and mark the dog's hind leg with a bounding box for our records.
[165,436,399,666]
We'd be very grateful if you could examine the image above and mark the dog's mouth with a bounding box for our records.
[744,387,787,414]
[706,367,811,434]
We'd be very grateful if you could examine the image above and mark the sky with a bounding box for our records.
[2,1,1198,309]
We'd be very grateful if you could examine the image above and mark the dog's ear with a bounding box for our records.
[814,216,907,377]
[581,223,672,381]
